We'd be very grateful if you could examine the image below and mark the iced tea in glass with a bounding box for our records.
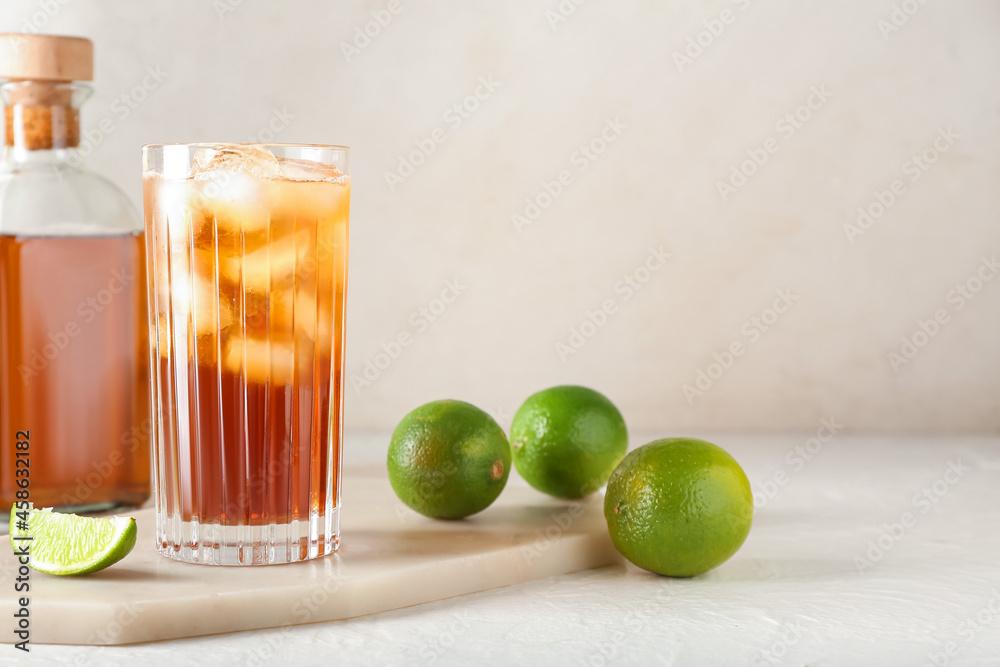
[142,144,349,565]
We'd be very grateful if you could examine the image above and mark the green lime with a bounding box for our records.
[604,438,753,577]
[9,505,137,576]
[387,399,511,519]
[510,385,628,499]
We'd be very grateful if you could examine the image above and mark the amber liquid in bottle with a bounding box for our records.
[0,39,152,512]
[0,233,151,509]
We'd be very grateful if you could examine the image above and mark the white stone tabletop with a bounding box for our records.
[15,432,1000,666]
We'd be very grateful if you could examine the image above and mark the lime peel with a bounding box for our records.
[604,437,753,577]
[388,399,512,520]
[9,505,137,576]
[511,385,628,499]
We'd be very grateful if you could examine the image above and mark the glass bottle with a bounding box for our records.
[0,34,150,511]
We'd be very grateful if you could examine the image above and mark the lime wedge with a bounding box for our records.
[9,505,137,576]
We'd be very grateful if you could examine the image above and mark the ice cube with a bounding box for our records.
[190,173,271,236]
[197,185,272,236]
[190,145,283,181]
[219,229,312,290]
[165,268,233,338]
[151,309,226,366]
[239,288,317,339]
[270,287,330,340]
[223,335,295,384]
[188,145,281,235]
[276,157,346,183]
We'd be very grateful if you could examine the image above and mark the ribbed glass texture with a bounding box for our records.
[141,144,349,565]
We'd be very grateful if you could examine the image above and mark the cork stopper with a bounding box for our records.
[3,82,79,149]
[0,34,92,151]
[0,34,93,82]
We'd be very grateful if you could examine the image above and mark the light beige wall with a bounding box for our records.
[5,0,997,432]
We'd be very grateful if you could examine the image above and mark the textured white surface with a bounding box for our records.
[0,1,997,432]
[12,433,1000,666]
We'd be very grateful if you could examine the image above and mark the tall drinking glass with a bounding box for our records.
[142,144,349,565]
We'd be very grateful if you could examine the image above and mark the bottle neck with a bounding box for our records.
[1,80,91,165]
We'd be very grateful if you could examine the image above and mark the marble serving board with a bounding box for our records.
[0,473,619,645]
